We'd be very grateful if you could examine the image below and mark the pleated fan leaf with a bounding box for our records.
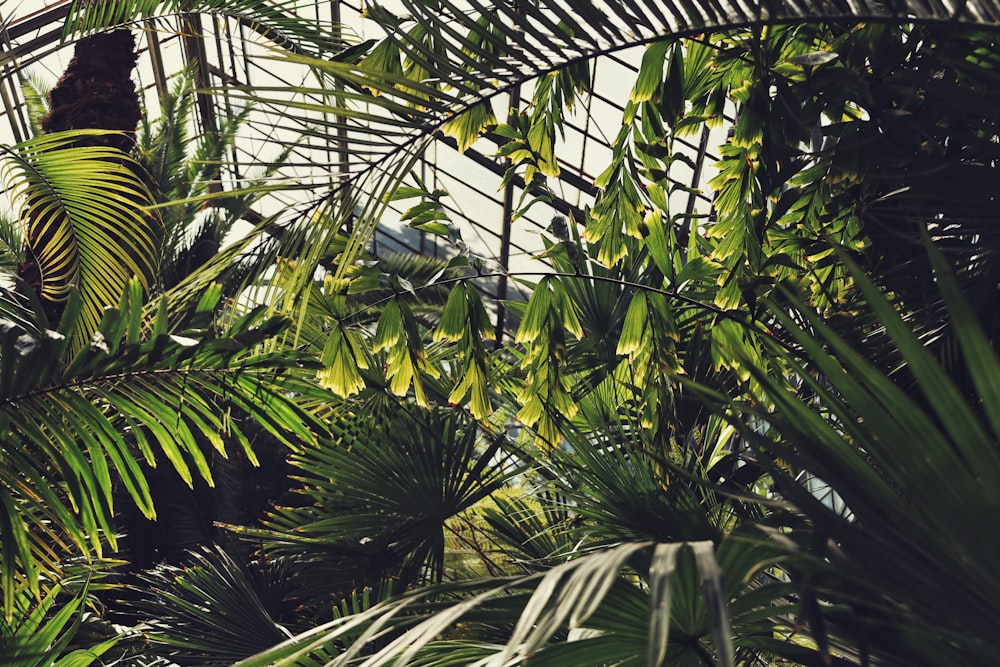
[232,540,759,667]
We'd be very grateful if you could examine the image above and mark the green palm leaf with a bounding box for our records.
[0,280,324,615]
[705,243,1000,665]
[235,538,799,667]
[130,547,295,666]
[2,131,159,348]
[0,213,24,274]
[241,405,519,601]
[65,0,349,56]
[0,582,116,667]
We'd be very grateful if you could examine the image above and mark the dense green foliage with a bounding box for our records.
[2,1,1000,665]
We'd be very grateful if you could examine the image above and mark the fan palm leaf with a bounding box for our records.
[234,536,810,667]
[128,547,296,666]
[240,404,521,603]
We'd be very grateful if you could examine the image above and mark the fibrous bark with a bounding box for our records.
[40,29,141,148]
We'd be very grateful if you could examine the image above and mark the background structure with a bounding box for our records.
[1,0,719,322]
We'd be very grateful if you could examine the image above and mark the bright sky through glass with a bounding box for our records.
[1,0,723,303]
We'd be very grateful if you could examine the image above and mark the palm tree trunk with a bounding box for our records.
[39,29,141,147]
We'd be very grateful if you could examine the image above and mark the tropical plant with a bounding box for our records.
[0,580,119,667]
[4,0,1000,665]
[0,72,328,667]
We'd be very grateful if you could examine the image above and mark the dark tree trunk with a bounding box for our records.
[40,30,141,146]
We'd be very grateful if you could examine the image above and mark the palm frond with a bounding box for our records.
[66,1,351,56]
[479,492,577,573]
[705,242,1000,665]
[0,279,325,615]
[241,406,520,602]
[0,213,24,274]
[129,547,295,666]
[235,538,801,667]
[0,582,113,666]
[135,67,279,293]
[16,74,49,139]
[2,131,160,348]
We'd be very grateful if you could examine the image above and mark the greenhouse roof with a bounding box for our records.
[1,0,722,317]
